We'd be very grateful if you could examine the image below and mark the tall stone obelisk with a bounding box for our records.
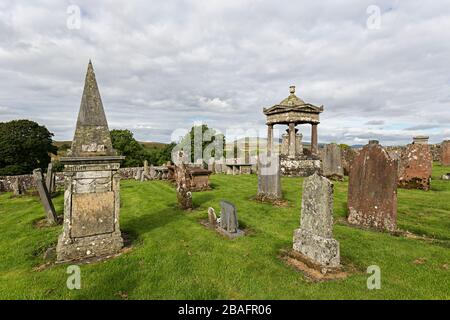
[57,61,125,262]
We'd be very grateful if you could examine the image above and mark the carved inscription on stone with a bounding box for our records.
[71,191,115,238]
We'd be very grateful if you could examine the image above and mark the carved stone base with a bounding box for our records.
[216,227,245,239]
[280,158,321,177]
[293,228,340,268]
[56,231,123,262]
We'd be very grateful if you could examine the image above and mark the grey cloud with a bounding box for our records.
[0,1,449,145]
[365,120,385,125]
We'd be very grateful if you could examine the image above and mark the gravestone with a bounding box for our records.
[217,200,244,238]
[57,61,125,262]
[321,143,344,180]
[12,177,23,196]
[341,147,358,176]
[214,161,223,174]
[208,207,217,227]
[149,165,156,179]
[33,169,58,225]
[398,138,432,190]
[208,161,215,174]
[175,162,193,210]
[347,140,397,232]
[135,167,143,181]
[45,163,56,194]
[293,172,340,268]
[144,160,149,176]
[441,140,450,166]
[257,153,282,200]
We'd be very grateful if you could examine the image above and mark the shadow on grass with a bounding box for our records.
[122,206,184,245]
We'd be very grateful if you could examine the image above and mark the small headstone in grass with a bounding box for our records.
[347,140,398,232]
[12,176,24,196]
[207,207,217,227]
[441,140,450,166]
[216,200,244,238]
[33,168,58,225]
[175,162,193,210]
[398,137,432,191]
[149,165,156,179]
[135,167,143,181]
[321,143,344,181]
[45,162,56,194]
[293,172,340,269]
[257,153,282,201]
[143,160,149,176]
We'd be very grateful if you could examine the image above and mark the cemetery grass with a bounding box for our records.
[0,164,449,299]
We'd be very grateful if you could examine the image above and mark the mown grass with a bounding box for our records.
[0,164,449,299]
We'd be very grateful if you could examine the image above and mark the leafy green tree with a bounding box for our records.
[154,142,176,165]
[110,129,147,167]
[0,120,57,175]
[110,129,176,167]
[178,124,225,162]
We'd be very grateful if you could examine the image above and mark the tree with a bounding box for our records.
[110,129,175,167]
[0,120,57,175]
[177,124,226,163]
[110,129,146,167]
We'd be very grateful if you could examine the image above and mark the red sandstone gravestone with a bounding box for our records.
[398,139,432,191]
[441,140,450,166]
[347,140,398,232]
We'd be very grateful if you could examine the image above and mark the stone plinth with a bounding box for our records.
[293,173,340,268]
[280,157,321,177]
[347,141,397,232]
[57,157,124,262]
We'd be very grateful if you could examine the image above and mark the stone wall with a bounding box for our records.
[386,144,441,162]
[0,167,142,193]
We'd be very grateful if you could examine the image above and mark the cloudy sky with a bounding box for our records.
[0,0,449,145]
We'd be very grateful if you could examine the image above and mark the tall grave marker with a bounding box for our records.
[57,61,125,262]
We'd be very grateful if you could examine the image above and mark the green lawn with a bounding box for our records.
[0,164,449,299]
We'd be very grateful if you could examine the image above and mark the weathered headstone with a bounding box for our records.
[208,161,215,174]
[217,200,244,238]
[321,143,344,180]
[45,163,56,194]
[341,147,358,176]
[347,140,397,232]
[135,167,143,181]
[149,165,156,179]
[175,162,193,210]
[398,138,432,190]
[293,172,340,268]
[257,153,282,200]
[208,207,217,227]
[12,176,23,196]
[57,61,125,262]
[33,169,58,225]
[441,140,450,166]
[144,160,149,176]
